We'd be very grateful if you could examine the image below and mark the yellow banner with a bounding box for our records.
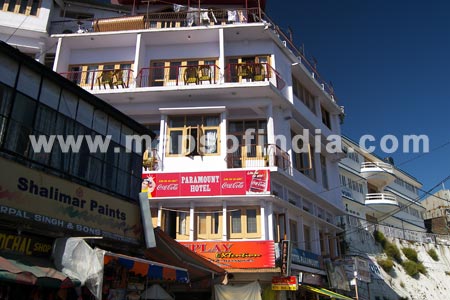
[0,158,142,244]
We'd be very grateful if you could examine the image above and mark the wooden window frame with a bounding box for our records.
[229,207,261,239]
[3,0,40,16]
[149,58,218,86]
[176,211,190,240]
[196,209,222,240]
[166,114,220,157]
[68,62,133,88]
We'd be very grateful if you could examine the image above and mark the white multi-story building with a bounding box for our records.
[47,0,348,298]
[339,136,425,240]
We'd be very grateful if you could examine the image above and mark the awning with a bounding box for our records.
[0,252,79,288]
[104,252,189,283]
[300,284,353,300]
[144,228,226,283]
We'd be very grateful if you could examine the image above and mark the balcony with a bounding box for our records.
[365,193,399,213]
[50,7,262,35]
[360,161,395,188]
[59,63,285,91]
[226,144,290,170]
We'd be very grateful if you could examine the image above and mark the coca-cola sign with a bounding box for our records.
[142,170,270,198]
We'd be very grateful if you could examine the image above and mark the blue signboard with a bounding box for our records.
[291,248,320,269]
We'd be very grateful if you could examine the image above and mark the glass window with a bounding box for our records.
[304,225,312,251]
[178,212,187,235]
[93,110,107,134]
[0,53,19,87]
[4,93,37,156]
[231,210,241,233]
[320,154,329,189]
[59,90,78,119]
[169,61,181,80]
[247,209,257,233]
[76,100,94,128]
[17,66,41,99]
[198,214,206,235]
[40,78,60,109]
[107,118,121,143]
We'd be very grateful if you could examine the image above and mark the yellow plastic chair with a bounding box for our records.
[97,70,114,89]
[184,66,198,85]
[198,65,212,84]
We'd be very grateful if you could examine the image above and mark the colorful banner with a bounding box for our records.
[272,276,298,291]
[0,158,142,244]
[181,241,275,269]
[142,170,270,198]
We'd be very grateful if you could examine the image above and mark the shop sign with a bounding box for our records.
[272,276,298,291]
[181,241,275,269]
[142,170,270,198]
[0,231,53,257]
[280,240,292,276]
[291,248,320,269]
[0,158,142,244]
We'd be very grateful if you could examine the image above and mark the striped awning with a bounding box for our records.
[0,253,79,288]
[104,252,189,283]
[300,284,353,300]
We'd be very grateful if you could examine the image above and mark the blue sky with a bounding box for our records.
[266,0,450,194]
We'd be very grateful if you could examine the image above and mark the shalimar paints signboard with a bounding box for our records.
[181,241,275,269]
[142,170,270,198]
[0,158,142,244]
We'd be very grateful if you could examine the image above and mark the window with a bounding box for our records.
[292,76,315,113]
[229,207,261,238]
[228,120,267,168]
[177,211,189,239]
[68,62,133,88]
[4,92,36,156]
[167,114,220,156]
[291,131,315,180]
[226,55,270,83]
[196,210,221,239]
[320,154,328,189]
[149,59,218,86]
[290,220,298,248]
[273,213,286,242]
[1,0,40,16]
[321,105,331,129]
[303,225,312,251]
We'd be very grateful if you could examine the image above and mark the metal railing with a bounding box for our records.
[136,64,219,87]
[50,7,262,34]
[360,161,394,173]
[226,144,290,170]
[59,68,134,90]
[365,193,398,206]
[224,62,286,90]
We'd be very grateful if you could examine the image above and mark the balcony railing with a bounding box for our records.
[224,62,285,90]
[59,68,134,90]
[360,161,394,173]
[365,193,398,206]
[226,144,290,170]
[136,64,219,87]
[50,7,262,34]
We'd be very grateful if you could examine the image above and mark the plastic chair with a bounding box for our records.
[97,70,114,89]
[113,70,126,88]
[198,65,212,84]
[184,66,198,85]
[253,63,266,81]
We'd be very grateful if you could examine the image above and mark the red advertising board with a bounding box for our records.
[272,276,298,291]
[181,241,275,269]
[142,170,270,198]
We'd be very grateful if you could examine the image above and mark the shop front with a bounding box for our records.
[0,230,80,299]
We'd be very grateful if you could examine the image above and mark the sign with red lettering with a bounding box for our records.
[181,241,275,269]
[272,276,298,291]
[142,170,270,198]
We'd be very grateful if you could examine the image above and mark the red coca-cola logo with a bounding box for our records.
[157,183,179,190]
[221,182,245,189]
